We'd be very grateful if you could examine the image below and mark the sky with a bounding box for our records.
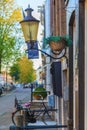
[15,0,45,21]
[15,0,45,69]
[16,0,45,10]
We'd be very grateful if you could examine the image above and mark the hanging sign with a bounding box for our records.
[27,41,39,59]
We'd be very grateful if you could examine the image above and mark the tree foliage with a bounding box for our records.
[0,0,23,73]
[19,57,36,83]
[10,57,36,83]
[10,63,20,81]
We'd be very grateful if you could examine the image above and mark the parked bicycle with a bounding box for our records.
[12,96,57,126]
[10,97,68,130]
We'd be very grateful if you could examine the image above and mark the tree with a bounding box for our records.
[10,57,36,83]
[10,63,20,81]
[19,57,36,83]
[0,0,23,73]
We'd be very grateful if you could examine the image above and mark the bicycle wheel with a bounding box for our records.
[12,109,22,125]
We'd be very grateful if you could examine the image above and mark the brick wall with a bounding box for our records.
[50,0,66,36]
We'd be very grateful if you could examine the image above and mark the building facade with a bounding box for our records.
[42,0,87,129]
[65,0,86,130]
[44,0,68,127]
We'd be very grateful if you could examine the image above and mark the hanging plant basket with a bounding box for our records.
[44,36,72,51]
[50,41,66,51]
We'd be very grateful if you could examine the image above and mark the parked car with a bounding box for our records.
[23,83,31,88]
[0,84,3,96]
[15,83,23,88]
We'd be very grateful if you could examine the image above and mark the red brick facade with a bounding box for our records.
[50,0,66,36]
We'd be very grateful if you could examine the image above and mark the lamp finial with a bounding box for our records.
[28,4,30,8]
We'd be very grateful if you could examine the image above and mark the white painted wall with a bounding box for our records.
[44,0,52,92]
[45,0,51,37]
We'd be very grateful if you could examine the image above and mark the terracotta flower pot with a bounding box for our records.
[50,41,66,51]
[33,95,41,100]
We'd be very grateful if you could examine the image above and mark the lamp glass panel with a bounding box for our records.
[20,21,39,42]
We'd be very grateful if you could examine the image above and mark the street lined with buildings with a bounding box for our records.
[0,0,87,130]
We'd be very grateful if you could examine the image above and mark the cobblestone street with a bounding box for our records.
[0,112,12,130]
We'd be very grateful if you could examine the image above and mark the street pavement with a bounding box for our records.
[0,111,12,130]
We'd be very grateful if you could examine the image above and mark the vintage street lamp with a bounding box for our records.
[20,6,71,59]
[20,5,40,43]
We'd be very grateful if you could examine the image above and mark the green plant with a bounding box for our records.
[33,87,47,100]
[44,35,72,46]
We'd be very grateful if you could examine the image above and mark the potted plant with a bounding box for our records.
[33,87,47,100]
[44,36,72,51]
